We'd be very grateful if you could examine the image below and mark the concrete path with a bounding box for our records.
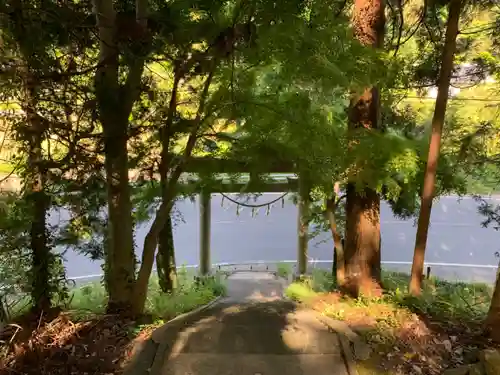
[148,272,350,375]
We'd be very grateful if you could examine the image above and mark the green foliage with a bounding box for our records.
[387,273,492,324]
[147,271,226,319]
[68,268,226,320]
[0,193,69,309]
[285,282,317,302]
[475,197,500,230]
[68,282,108,316]
[287,269,492,326]
[285,269,335,301]
[276,262,292,279]
[0,0,498,319]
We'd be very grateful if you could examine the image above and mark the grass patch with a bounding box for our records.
[285,282,317,301]
[68,268,226,320]
[276,262,292,279]
[284,268,335,300]
[286,270,494,374]
[0,163,14,174]
[287,270,492,327]
[145,271,226,319]
[1,269,226,375]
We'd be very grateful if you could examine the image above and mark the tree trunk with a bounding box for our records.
[26,101,52,314]
[157,210,177,293]
[9,0,54,315]
[93,0,136,313]
[132,68,216,315]
[344,0,385,297]
[486,265,500,342]
[155,75,179,294]
[102,125,136,312]
[29,188,51,313]
[325,197,345,285]
[344,184,382,296]
[409,0,462,296]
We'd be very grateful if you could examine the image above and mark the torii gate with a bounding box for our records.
[181,156,311,277]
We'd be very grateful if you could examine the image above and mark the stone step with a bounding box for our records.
[170,325,342,354]
[161,353,349,375]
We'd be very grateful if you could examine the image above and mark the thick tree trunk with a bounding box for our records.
[93,0,136,313]
[409,0,462,295]
[344,184,382,296]
[344,0,385,297]
[486,266,500,342]
[102,127,136,312]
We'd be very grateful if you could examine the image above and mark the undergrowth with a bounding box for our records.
[68,268,226,320]
[285,270,494,374]
[1,266,226,322]
[0,269,226,375]
[286,269,492,327]
[276,262,293,279]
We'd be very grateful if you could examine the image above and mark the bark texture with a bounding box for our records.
[409,0,462,295]
[326,196,345,284]
[486,267,500,342]
[26,91,52,313]
[9,0,53,316]
[93,0,141,313]
[344,0,385,297]
[157,213,177,293]
[344,184,382,296]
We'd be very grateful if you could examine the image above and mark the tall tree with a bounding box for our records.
[0,0,98,312]
[343,0,386,297]
[3,1,57,313]
[23,71,51,313]
[92,0,149,312]
[409,0,463,295]
[73,0,390,315]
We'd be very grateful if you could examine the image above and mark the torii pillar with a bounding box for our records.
[297,175,310,277]
[199,189,211,275]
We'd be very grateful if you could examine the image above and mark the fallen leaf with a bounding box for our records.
[404,352,415,360]
[454,347,464,356]
[412,364,423,374]
[443,340,452,352]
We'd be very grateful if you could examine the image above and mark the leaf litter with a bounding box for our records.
[0,311,151,375]
[307,291,498,375]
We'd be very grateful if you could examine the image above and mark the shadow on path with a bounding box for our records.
[142,272,349,375]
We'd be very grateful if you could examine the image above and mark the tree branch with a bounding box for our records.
[133,62,218,312]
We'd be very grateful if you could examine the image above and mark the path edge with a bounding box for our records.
[149,295,224,374]
[278,273,361,375]
[123,295,224,375]
[315,313,362,375]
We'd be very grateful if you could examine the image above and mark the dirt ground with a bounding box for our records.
[0,310,152,375]
[307,292,498,375]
